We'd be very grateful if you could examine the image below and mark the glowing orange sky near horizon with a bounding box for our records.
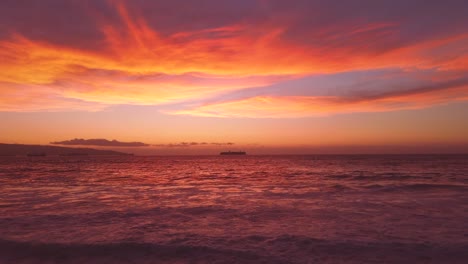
[0,0,467,153]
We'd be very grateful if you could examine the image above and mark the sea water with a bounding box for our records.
[0,155,467,263]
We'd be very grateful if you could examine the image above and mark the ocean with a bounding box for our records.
[0,155,467,263]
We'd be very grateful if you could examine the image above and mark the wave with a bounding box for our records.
[368,173,445,181]
[364,183,468,192]
[328,173,442,181]
[0,239,278,264]
[0,237,466,264]
[46,169,82,173]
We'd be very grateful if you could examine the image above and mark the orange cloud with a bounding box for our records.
[172,84,468,118]
[0,0,467,114]
[0,83,104,112]
[55,70,291,105]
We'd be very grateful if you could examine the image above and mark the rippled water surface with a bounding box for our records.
[0,155,467,263]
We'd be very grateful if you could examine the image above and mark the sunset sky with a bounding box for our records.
[1,0,467,154]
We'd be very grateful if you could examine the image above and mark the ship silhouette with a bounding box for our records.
[27,152,46,157]
[220,151,246,155]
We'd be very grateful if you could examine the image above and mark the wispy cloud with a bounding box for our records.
[153,142,234,148]
[0,0,467,116]
[51,138,149,147]
[172,78,468,118]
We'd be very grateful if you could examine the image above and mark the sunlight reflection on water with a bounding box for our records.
[0,155,467,263]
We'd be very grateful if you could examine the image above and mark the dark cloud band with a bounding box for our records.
[51,138,149,147]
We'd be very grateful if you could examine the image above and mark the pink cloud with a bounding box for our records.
[0,0,466,115]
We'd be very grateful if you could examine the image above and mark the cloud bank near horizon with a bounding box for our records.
[51,138,149,147]
[0,0,467,117]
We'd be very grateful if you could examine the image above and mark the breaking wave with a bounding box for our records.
[0,238,467,264]
[0,239,276,264]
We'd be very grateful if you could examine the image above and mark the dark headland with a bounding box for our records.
[0,143,132,156]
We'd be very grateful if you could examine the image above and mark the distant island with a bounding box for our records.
[220,151,247,155]
[0,143,132,156]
